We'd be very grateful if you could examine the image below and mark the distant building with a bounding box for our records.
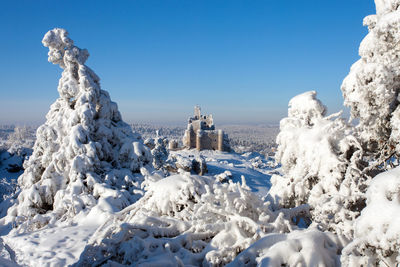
[182,106,230,151]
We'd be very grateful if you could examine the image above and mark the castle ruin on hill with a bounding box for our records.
[182,106,230,151]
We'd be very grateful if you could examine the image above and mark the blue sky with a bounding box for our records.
[0,0,375,125]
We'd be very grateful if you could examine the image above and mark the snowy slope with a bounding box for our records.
[171,149,274,196]
[1,149,276,266]
[5,224,97,267]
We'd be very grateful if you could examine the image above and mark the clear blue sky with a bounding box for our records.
[0,0,375,125]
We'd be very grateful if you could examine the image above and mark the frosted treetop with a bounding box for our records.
[374,0,400,15]
[42,28,89,68]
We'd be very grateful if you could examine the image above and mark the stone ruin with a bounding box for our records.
[183,106,230,151]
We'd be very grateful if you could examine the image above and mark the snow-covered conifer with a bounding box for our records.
[342,0,400,157]
[5,28,151,231]
[339,3,400,265]
[150,137,169,170]
[269,0,400,258]
[268,91,367,239]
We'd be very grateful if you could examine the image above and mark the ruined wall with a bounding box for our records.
[182,106,229,152]
[183,129,229,152]
[192,129,227,151]
[197,130,217,150]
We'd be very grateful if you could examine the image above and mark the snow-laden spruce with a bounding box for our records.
[75,173,340,266]
[339,1,400,264]
[5,28,151,232]
[268,91,368,239]
[342,0,400,158]
[148,137,169,170]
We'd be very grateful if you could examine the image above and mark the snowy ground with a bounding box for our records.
[171,149,275,196]
[4,224,97,267]
[0,149,276,266]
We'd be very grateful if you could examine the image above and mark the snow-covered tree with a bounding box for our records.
[6,126,34,157]
[269,0,400,262]
[268,91,367,239]
[5,28,152,232]
[341,0,400,159]
[149,137,169,170]
[338,3,400,264]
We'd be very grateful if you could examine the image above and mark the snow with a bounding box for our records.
[342,166,400,266]
[0,139,277,266]
[75,172,288,266]
[5,223,98,267]
[3,1,400,265]
[375,0,400,15]
[171,150,273,196]
[229,227,342,266]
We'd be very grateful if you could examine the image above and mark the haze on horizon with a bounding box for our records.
[0,0,375,125]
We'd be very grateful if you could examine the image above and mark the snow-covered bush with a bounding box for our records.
[270,91,345,209]
[149,137,169,170]
[341,0,400,157]
[268,91,367,239]
[6,126,34,157]
[215,170,233,183]
[4,28,151,232]
[161,152,208,176]
[229,227,343,267]
[342,166,400,266]
[75,174,293,266]
[0,126,34,180]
